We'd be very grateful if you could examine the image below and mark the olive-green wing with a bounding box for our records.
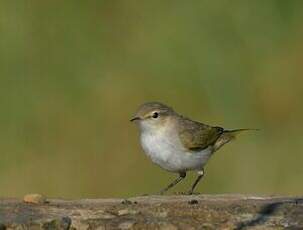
[178,118,223,151]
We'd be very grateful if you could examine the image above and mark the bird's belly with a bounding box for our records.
[140,133,213,172]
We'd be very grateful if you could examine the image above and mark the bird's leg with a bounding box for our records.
[187,169,205,195]
[159,172,186,195]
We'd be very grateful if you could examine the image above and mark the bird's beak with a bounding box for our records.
[130,116,141,122]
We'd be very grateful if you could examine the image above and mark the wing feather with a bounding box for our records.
[178,117,223,151]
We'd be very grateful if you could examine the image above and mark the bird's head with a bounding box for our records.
[130,102,175,132]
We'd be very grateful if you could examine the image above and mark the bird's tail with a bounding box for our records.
[213,128,258,151]
[225,128,259,137]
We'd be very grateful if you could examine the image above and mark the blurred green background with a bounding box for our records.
[0,1,302,198]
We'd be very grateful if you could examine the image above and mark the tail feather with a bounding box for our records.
[225,128,259,137]
[213,128,258,151]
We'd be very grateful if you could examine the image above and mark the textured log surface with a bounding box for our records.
[0,194,303,229]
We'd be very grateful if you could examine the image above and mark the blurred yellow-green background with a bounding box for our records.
[0,1,302,198]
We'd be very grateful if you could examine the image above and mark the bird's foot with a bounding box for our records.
[187,190,195,195]
[174,191,190,195]
[177,190,200,195]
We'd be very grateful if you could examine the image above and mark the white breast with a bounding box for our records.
[140,128,213,173]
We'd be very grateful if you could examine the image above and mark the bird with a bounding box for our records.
[130,102,256,195]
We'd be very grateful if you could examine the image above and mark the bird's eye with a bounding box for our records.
[152,112,159,119]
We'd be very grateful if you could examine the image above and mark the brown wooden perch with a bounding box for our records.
[0,194,302,229]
